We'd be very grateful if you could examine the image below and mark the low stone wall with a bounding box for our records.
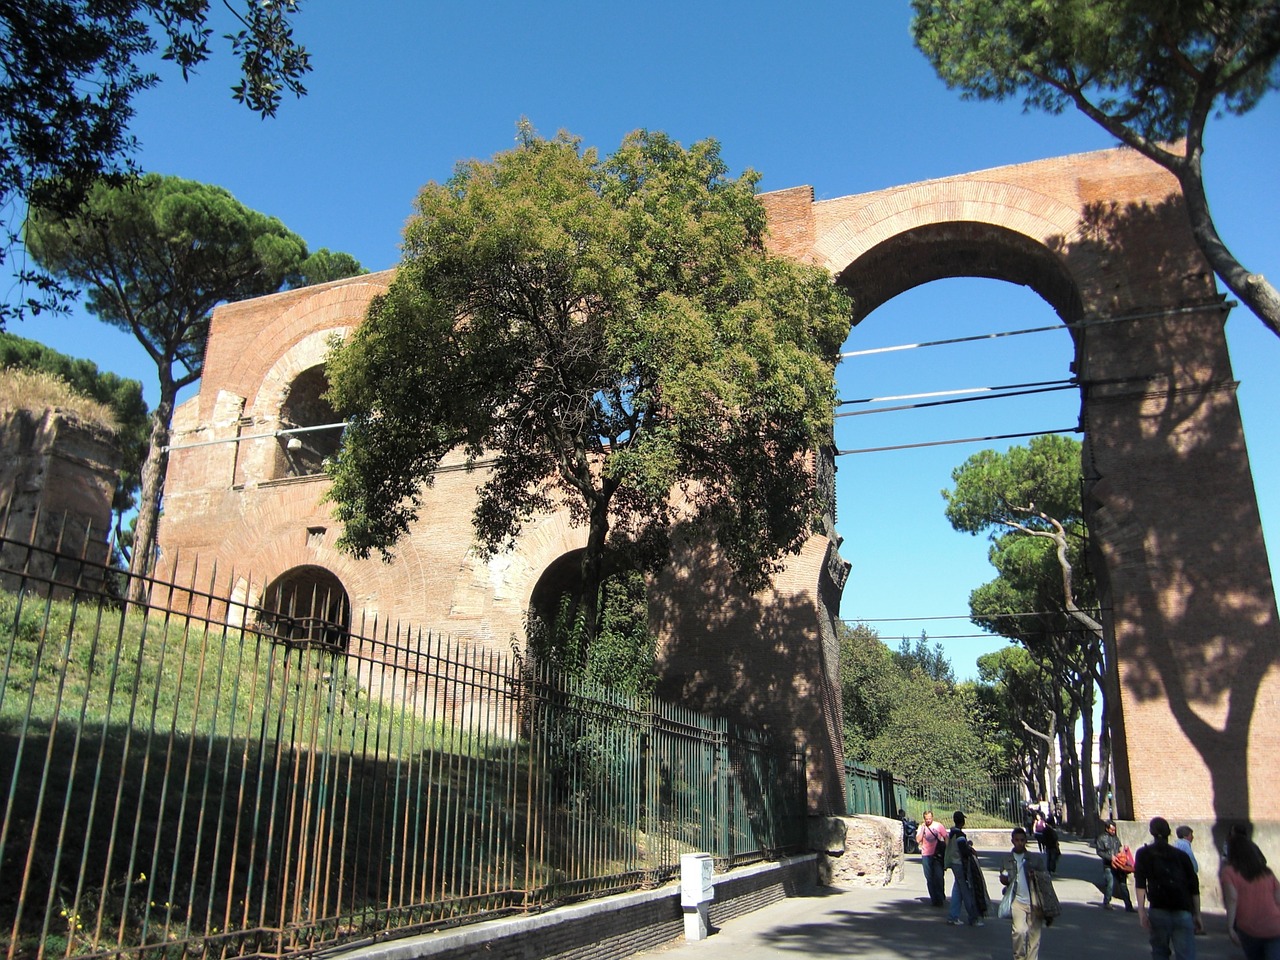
[336,855,822,960]
[822,815,905,887]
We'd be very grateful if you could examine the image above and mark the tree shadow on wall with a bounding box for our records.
[1050,195,1278,830]
[648,536,845,814]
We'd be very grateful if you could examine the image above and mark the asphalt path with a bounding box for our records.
[635,837,1240,960]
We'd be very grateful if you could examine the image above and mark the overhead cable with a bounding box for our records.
[836,383,1077,418]
[838,378,1073,407]
[837,300,1234,360]
[836,426,1078,456]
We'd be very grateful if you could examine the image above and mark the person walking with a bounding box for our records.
[1000,826,1048,960]
[1097,820,1135,911]
[916,810,949,907]
[1135,816,1202,960]
[1042,821,1062,875]
[945,811,982,926]
[1220,830,1280,960]
[1174,826,1200,875]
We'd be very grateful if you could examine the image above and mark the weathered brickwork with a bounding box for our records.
[1,407,119,593]
[158,146,1279,823]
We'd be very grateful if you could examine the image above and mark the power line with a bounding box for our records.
[835,426,1078,456]
[843,610,1103,622]
[838,378,1073,407]
[837,300,1234,360]
[835,383,1077,418]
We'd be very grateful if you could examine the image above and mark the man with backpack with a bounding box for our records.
[945,811,985,926]
[1135,816,1203,959]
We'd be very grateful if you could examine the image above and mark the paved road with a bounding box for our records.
[635,837,1239,960]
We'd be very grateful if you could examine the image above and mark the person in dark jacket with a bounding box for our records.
[1135,816,1202,959]
[1096,821,1135,911]
[1041,822,1061,875]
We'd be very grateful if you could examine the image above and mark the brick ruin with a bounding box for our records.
[156,146,1280,824]
[0,406,119,593]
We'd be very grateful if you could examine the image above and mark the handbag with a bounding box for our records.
[931,831,947,862]
[998,877,1015,919]
[1112,845,1135,873]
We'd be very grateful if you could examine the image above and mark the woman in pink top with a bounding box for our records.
[1220,832,1280,960]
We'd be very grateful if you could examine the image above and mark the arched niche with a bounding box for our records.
[258,564,351,652]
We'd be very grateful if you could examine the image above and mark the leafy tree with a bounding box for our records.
[837,621,993,785]
[25,172,362,597]
[892,633,955,684]
[975,644,1060,802]
[325,126,851,645]
[296,248,367,286]
[911,0,1280,340]
[943,434,1111,830]
[1,0,311,323]
[0,331,148,521]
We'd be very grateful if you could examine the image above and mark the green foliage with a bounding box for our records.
[27,173,310,380]
[327,125,851,640]
[0,0,311,323]
[943,435,1105,821]
[0,332,148,512]
[911,0,1280,143]
[892,633,955,684]
[973,645,1055,777]
[293,248,367,287]
[837,621,994,783]
[942,433,1084,538]
[911,0,1280,337]
[526,569,657,696]
[24,172,357,584]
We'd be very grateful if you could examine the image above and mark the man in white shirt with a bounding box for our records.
[1000,827,1048,960]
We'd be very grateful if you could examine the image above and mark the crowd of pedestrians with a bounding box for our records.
[899,808,1278,960]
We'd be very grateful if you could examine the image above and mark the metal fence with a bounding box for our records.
[900,774,1025,828]
[0,516,806,960]
[843,762,907,818]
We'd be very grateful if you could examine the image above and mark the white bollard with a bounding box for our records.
[680,853,715,941]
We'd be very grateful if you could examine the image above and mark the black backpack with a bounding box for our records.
[1143,845,1193,911]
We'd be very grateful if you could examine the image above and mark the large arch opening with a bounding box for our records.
[832,275,1081,661]
[258,564,351,651]
[274,365,342,479]
[830,223,1090,815]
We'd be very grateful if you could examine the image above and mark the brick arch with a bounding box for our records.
[212,274,392,405]
[765,147,1280,827]
[160,147,1279,826]
[445,507,591,647]
[247,328,352,423]
[837,219,1084,326]
[814,178,1084,279]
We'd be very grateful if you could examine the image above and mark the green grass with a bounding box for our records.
[0,587,530,958]
[0,589,498,759]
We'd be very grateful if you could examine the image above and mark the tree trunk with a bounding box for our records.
[1177,158,1280,339]
[127,392,174,604]
[1079,679,1099,837]
[578,496,611,652]
[1059,702,1084,831]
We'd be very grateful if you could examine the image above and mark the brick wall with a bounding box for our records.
[156,145,1280,825]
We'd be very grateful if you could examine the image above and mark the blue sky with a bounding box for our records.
[13,2,1279,679]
